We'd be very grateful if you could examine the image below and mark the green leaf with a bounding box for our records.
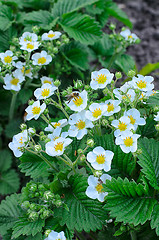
[0,27,17,52]
[5,118,22,138]
[0,169,20,195]
[12,217,45,238]
[138,138,159,190]
[0,6,13,31]
[54,174,107,232]
[138,118,156,138]
[147,91,159,108]
[0,194,22,235]
[18,89,33,104]
[94,134,135,178]
[92,33,115,56]
[139,62,159,75]
[61,41,89,70]
[19,152,50,179]
[115,54,136,74]
[60,12,102,45]
[51,0,98,18]
[0,149,12,172]
[150,204,159,236]
[104,177,157,225]
[105,0,132,28]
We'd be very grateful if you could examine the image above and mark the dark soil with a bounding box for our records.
[115,0,159,89]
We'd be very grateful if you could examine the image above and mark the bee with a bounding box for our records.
[66,92,79,103]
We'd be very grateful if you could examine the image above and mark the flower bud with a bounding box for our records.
[22,201,30,209]
[62,90,68,97]
[108,116,114,122]
[30,183,37,192]
[87,139,95,147]
[80,154,86,162]
[115,72,122,79]
[40,210,50,219]
[153,106,159,113]
[10,46,16,52]
[77,149,84,155]
[61,34,67,40]
[54,79,61,87]
[74,80,83,89]
[155,124,159,132]
[135,38,141,44]
[32,26,39,33]
[45,230,52,237]
[44,98,52,104]
[34,145,42,152]
[30,203,37,211]
[40,131,44,136]
[28,211,39,221]
[94,170,103,178]
[52,47,58,54]
[109,34,114,39]
[127,70,136,78]
[28,127,36,136]
[20,123,27,130]
[109,23,116,30]
[135,149,142,155]
[63,38,69,44]
[38,184,46,191]
[43,191,54,200]
[28,99,34,105]
[40,135,47,141]
[55,200,62,207]
[56,41,61,46]
[35,192,39,197]
[102,119,108,126]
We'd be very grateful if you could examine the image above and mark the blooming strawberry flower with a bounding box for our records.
[15,61,33,78]
[120,29,139,43]
[115,131,140,153]
[25,100,46,120]
[0,50,17,65]
[44,230,66,240]
[34,83,57,100]
[87,146,114,171]
[45,119,68,132]
[3,69,25,91]
[32,51,52,65]
[111,116,134,137]
[45,137,72,156]
[19,32,38,45]
[90,68,114,90]
[20,41,40,52]
[68,110,94,139]
[85,103,106,121]
[48,127,68,141]
[41,76,54,85]
[42,30,61,41]
[154,112,159,121]
[130,74,154,92]
[86,174,111,202]
[124,108,146,130]
[66,90,87,112]
[103,100,121,116]
[9,130,29,157]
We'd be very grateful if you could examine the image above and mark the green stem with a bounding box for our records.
[85,160,94,174]
[130,231,137,240]
[57,155,72,168]
[9,92,18,122]
[50,100,69,119]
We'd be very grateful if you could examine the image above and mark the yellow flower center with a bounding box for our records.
[128,35,133,39]
[96,154,105,164]
[54,142,64,152]
[107,103,114,112]
[41,88,50,97]
[124,137,133,147]
[26,43,34,49]
[128,115,136,125]
[73,96,83,106]
[32,106,41,115]
[96,74,107,84]
[43,79,52,84]
[10,78,19,85]
[38,57,46,64]
[53,122,61,128]
[92,108,102,118]
[137,80,147,89]
[19,137,23,144]
[76,120,86,130]
[118,121,127,131]
[48,33,55,38]
[95,183,103,193]
[4,56,12,63]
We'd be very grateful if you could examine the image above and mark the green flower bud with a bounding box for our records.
[30,183,37,192]
[56,41,61,46]
[40,135,47,141]
[135,38,141,44]
[62,90,68,97]
[32,26,40,33]
[109,23,116,30]
[34,145,42,152]
[74,80,83,89]
[87,139,95,147]
[41,210,50,219]
[44,191,54,200]
[10,46,16,52]
[44,98,52,104]
[127,70,136,78]
[55,199,62,207]
[28,99,34,105]
[77,149,83,155]
[35,192,40,197]
[20,123,27,130]
[94,170,103,178]
[102,119,108,126]
[28,211,39,221]
[135,149,142,155]
[54,79,61,87]
[109,34,114,39]
[28,127,36,136]
[52,47,58,54]
[63,38,69,44]
[80,154,86,162]
[38,184,46,191]
[30,203,37,211]
[115,72,122,79]
[12,37,19,44]
[153,106,159,112]
[43,108,49,115]
[45,229,52,237]
[155,124,159,132]
[61,34,67,40]
[108,116,114,122]
[22,201,30,209]
[40,131,44,136]
[121,27,126,31]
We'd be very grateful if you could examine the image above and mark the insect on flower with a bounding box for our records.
[66,92,79,103]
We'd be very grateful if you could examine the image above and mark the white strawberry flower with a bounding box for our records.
[25,100,46,121]
[115,131,140,153]
[42,30,61,41]
[3,69,25,91]
[86,174,111,202]
[90,68,114,90]
[45,230,66,240]
[19,32,38,45]
[45,137,72,156]
[48,128,68,141]
[87,146,114,171]
[103,100,121,116]
[32,51,52,65]
[111,116,134,137]
[154,112,159,121]
[85,103,106,121]
[41,76,54,85]
[66,90,87,112]
[124,108,146,130]
[68,110,94,140]
[0,50,17,65]
[34,83,57,100]
[45,119,68,132]
[15,61,33,78]
[20,41,40,52]
[120,29,139,43]
[130,74,154,92]
[8,130,29,157]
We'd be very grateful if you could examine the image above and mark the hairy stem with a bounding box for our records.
[9,92,18,122]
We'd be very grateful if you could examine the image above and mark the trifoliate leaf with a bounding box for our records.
[0,169,20,195]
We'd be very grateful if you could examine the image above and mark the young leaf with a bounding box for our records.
[138,138,159,190]
[60,12,102,45]
[104,177,157,225]
[0,169,20,195]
